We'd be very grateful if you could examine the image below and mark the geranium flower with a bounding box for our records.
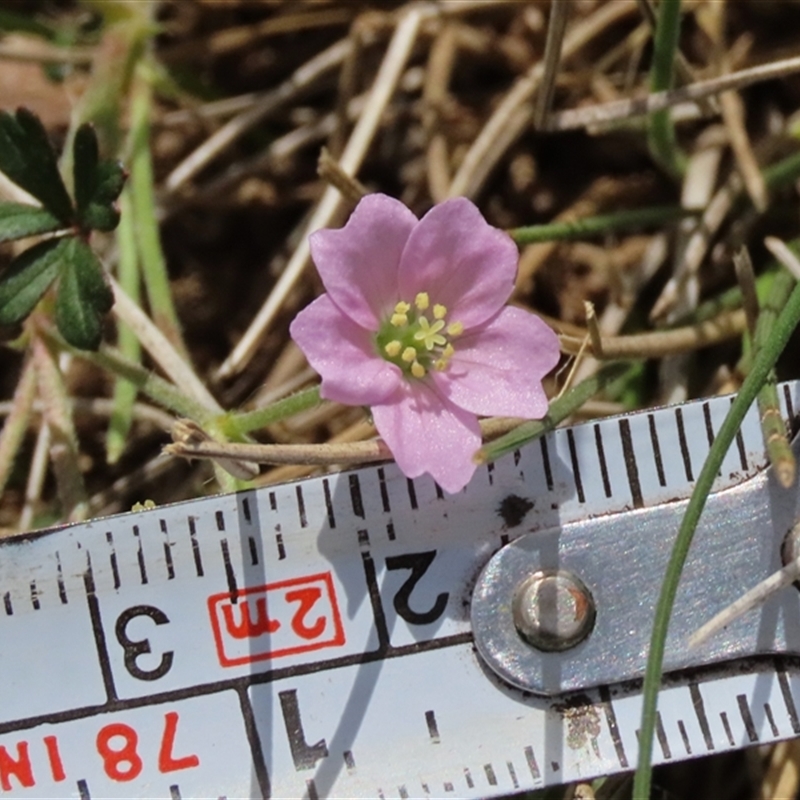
[290,194,560,493]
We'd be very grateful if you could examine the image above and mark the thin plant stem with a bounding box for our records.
[221,386,323,437]
[509,205,694,245]
[106,188,142,463]
[129,70,187,355]
[647,0,687,178]
[0,355,37,498]
[633,277,800,799]
[475,362,632,464]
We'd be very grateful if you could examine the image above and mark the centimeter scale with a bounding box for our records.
[3,382,800,798]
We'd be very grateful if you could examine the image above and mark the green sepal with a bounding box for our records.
[73,123,126,232]
[55,237,114,350]
[0,108,74,223]
[0,202,63,243]
[0,237,67,325]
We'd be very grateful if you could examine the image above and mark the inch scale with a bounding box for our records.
[3,383,800,798]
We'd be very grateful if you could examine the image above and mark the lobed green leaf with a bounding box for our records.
[55,237,114,350]
[0,237,67,325]
[0,202,63,243]
[72,124,126,232]
[0,108,74,223]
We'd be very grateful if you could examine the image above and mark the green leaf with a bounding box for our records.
[73,123,99,217]
[0,237,67,325]
[72,123,126,233]
[0,108,74,222]
[55,237,114,350]
[0,202,63,243]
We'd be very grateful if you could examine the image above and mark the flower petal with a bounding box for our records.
[290,294,402,405]
[398,197,518,329]
[372,381,481,494]
[310,194,417,330]
[432,306,560,418]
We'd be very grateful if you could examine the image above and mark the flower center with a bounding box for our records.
[375,292,463,378]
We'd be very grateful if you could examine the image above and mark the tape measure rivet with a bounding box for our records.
[511,570,596,652]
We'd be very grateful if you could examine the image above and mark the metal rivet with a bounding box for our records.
[512,570,596,652]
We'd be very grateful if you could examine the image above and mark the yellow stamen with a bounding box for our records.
[384,340,402,357]
[443,343,455,358]
[447,321,464,337]
[401,347,417,363]
[394,301,410,314]
[414,316,447,350]
[434,358,448,371]
[433,304,447,320]
[415,292,430,311]
[391,313,408,327]
[411,361,426,378]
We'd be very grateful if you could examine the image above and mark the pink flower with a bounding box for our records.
[290,194,560,493]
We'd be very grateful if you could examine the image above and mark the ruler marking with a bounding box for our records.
[30,581,39,611]
[719,712,735,747]
[343,750,356,772]
[507,761,519,789]
[703,403,723,477]
[349,475,365,519]
[323,478,336,528]
[736,694,758,743]
[618,418,643,508]
[398,786,409,798]
[513,448,521,467]
[464,768,474,789]
[269,491,277,511]
[377,468,391,512]
[83,557,117,703]
[406,478,418,510]
[296,486,308,528]
[444,781,453,792]
[485,462,494,487]
[539,437,554,490]
[689,682,714,751]
[3,592,11,616]
[55,552,68,604]
[566,429,586,503]
[784,383,797,429]
[248,536,259,566]
[421,782,430,794]
[593,424,612,497]
[484,763,497,786]
[655,711,671,759]
[77,779,90,799]
[734,428,748,471]
[598,685,628,768]
[188,517,204,577]
[435,481,446,498]
[237,687,271,799]
[647,413,667,487]
[106,531,120,590]
[425,710,440,743]
[677,719,691,754]
[386,521,396,541]
[357,529,370,548]
[764,703,779,738]
[675,408,694,482]
[361,552,390,649]
[169,785,181,800]
[524,745,541,780]
[306,778,320,800]
[777,665,800,733]
[242,497,252,524]
[276,533,286,561]
[133,526,148,585]
[215,510,225,531]
[220,539,238,603]
[161,520,175,580]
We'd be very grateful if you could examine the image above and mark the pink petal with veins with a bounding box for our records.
[290,295,402,406]
[433,307,560,418]
[309,194,417,330]
[398,197,518,329]
[371,382,481,493]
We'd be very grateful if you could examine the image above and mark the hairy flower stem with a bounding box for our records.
[634,277,800,799]
[220,386,322,437]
